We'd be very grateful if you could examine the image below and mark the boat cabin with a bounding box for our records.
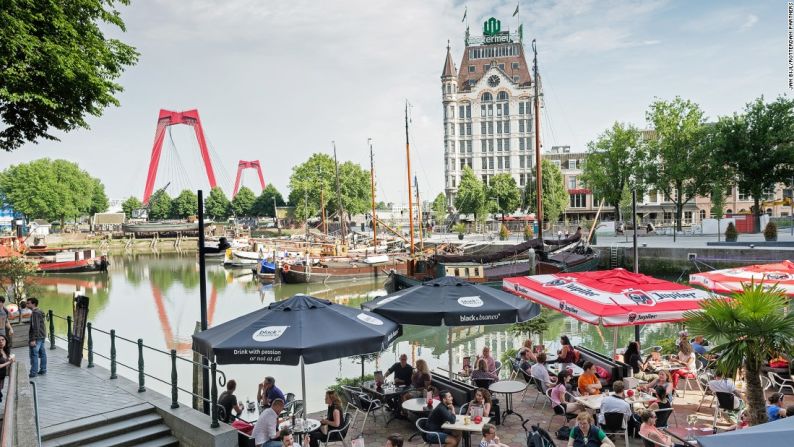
[438,262,485,282]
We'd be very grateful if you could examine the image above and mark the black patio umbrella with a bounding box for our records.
[192,294,401,412]
[361,276,540,376]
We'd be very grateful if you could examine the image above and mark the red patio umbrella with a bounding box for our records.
[503,268,717,327]
[689,260,794,297]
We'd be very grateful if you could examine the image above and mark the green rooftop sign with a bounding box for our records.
[483,17,501,36]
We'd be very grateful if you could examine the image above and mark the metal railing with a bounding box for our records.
[31,379,42,447]
[0,362,17,447]
[48,311,225,428]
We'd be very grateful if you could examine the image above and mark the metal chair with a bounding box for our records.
[493,360,503,378]
[545,388,577,430]
[532,374,548,408]
[322,412,353,447]
[472,375,496,389]
[767,372,794,394]
[285,392,295,403]
[653,407,675,428]
[713,392,743,428]
[638,432,666,447]
[600,412,630,447]
[676,364,703,397]
[695,372,715,412]
[416,417,443,447]
[282,399,304,419]
[458,402,469,415]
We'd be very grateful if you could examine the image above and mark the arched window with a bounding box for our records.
[699,210,706,220]
[497,91,509,101]
[481,92,493,102]
[726,209,733,214]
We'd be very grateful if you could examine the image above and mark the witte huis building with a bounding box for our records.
[442,17,541,206]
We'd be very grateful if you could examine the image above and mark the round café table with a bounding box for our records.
[402,398,440,441]
[489,380,526,424]
[278,418,321,436]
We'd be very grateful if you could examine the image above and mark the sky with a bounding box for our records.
[2,0,789,205]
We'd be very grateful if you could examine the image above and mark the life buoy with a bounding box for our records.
[282,264,291,273]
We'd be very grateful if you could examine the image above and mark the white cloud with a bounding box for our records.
[741,14,759,30]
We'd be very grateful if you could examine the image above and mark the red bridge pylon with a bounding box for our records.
[232,160,265,197]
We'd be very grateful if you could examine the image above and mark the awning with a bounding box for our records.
[503,268,718,327]
[690,261,794,297]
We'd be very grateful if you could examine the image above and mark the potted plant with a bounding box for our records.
[725,221,738,242]
[452,223,466,240]
[523,224,534,241]
[764,221,778,241]
[499,224,510,241]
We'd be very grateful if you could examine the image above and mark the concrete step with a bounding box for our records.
[120,434,179,447]
[80,425,177,447]
[42,403,155,440]
[42,412,164,447]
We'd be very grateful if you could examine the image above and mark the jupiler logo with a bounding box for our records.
[765,273,790,280]
[252,326,289,342]
[543,278,570,287]
[625,290,655,306]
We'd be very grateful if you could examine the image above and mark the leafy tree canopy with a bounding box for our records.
[288,153,371,221]
[432,193,447,224]
[89,178,109,215]
[121,196,142,218]
[524,159,568,225]
[454,166,486,219]
[147,190,172,221]
[171,190,198,219]
[252,184,286,217]
[231,186,256,216]
[204,187,231,220]
[0,0,139,151]
[487,173,521,218]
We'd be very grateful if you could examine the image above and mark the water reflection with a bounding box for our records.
[35,253,680,410]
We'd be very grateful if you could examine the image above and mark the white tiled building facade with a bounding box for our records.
[442,18,540,206]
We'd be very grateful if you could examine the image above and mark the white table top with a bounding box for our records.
[547,363,584,376]
[489,380,526,394]
[575,391,656,410]
[402,398,440,413]
[279,418,320,434]
[443,415,491,432]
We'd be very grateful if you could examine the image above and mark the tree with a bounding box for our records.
[454,166,486,220]
[121,196,142,218]
[644,97,716,231]
[488,173,521,221]
[618,184,633,241]
[685,284,794,425]
[89,178,109,215]
[288,154,371,222]
[581,122,645,220]
[431,193,447,225]
[0,0,139,151]
[0,256,39,303]
[147,190,172,221]
[231,186,256,216]
[711,182,726,241]
[171,190,198,219]
[712,96,794,219]
[252,184,286,218]
[204,187,231,220]
[524,159,568,226]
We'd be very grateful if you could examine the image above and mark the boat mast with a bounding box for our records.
[319,166,327,236]
[414,175,425,252]
[405,101,415,255]
[368,138,378,253]
[532,39,543,240]
[332,140,346,245]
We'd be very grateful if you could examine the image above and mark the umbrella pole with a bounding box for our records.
[361,355,365,380]
[612,327,619,361]
[448,328,453,379]
[301,356,307,417]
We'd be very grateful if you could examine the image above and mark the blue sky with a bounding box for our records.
[2,0,787,205]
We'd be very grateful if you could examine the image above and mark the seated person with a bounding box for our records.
[218,379,243,423]
[385,434,403,447]
[252,398,285,447]
[479,423,509,447]
[638,410,684,447]
[557,335,577,364]
[530,353,555,392]
[412,359,433,389]
[623,341,658,382]
[707,371,743,411]
[471,359,498,384]
[643,348,663,373]
[467,388,492,417]
[577,362,602,396]
[385,354,413,386]
[670,341,697,390]
[477,346,496,372]
[597,381,631,425]
[281,429,308,447]
[567,412,614,447]
[257,376,286,409]
[516,340,538,363]
[551,371,584,414]
[308,391,343,447]
[641,371,674,402]
[767,393,787,422]
[518,349,534,375]
[425,390,460,447]
[647,386,672,414]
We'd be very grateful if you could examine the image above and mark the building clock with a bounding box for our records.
[488,75,500,87]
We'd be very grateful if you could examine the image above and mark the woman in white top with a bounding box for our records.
[670,340,696,390]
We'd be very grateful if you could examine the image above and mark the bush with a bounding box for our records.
[725,222,738,241]
[452,223,466,235]
[500,348,518,367]
[329,374,375,405]
[499,224,509,240]
[764,221,778,241]
[523,224,534,241]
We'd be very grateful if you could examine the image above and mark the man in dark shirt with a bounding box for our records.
[385,354,413,385]
[218,379,243,423]
[425,390,459,447]
[27,298,47,378]
[257,376,286,408]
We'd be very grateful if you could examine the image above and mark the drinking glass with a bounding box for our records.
[687,414,698,440]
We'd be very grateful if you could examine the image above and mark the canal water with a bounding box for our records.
[36,253,680,411]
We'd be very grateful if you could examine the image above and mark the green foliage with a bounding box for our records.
[0,158,106,223]
[455,166,486,219]
[619,184,633,225]
[376,201,389,210]
[329,374,375,404]
[710,182,725,221]
[0,0,139,151]
[644,97,716,231]
[500,348,518,367]
[121,196,142,218]
[581,122,646,219]
[0,257,39,303]
[231,186,256,216]
[204,187,231,220]
[252,184,286,217]
[147,190,172,221]
[452,223,466,235]
[685,284,794,425]
[524,159,568,225]
[764,221,778,240]
[523,224,534,241]
[171,190,198,219]
[499,224,509,240]
[656,337,678,355]
[488,173,521,217]
[288,153,371,221]
[725,221,738,241]
[432,193,447,224]
[712,96,794,216]
[508,308,551,340]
